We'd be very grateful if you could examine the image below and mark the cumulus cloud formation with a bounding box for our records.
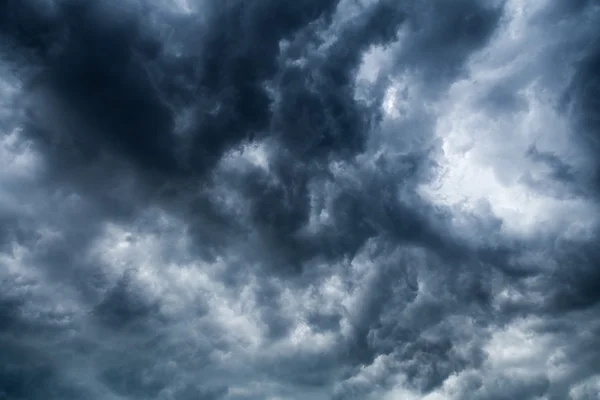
[1,0,599,399]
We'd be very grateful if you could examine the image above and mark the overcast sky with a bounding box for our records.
[1,0,599,399]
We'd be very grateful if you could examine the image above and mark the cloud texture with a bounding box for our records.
[1,0,599,398]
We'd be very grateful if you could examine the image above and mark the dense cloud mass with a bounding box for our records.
[1,0,599,399]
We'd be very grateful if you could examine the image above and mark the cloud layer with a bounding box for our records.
[1,0,599,399]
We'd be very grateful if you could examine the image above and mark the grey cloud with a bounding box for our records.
[1,0,600,399]
[566,46,600,191]
[391,0,503,90]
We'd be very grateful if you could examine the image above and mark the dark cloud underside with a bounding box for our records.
[1,0,600,399]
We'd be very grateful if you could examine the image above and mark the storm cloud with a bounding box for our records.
[1,0,600,399]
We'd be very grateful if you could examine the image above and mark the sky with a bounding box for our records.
[0,0,599,399]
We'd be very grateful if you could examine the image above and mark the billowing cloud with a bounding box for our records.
[1,0,599,399]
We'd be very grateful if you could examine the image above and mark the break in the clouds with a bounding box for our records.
[1,0,599,399]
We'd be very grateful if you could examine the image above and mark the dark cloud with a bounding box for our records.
[392,0,503,89]
[1,0,600,399]
[565,45,600,194]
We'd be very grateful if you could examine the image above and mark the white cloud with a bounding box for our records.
[418,0,599,239]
